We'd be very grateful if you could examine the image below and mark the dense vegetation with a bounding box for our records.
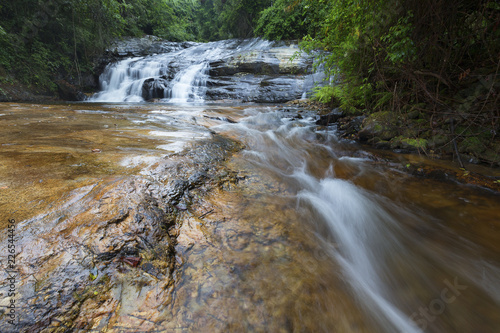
[0,0,199,90]
[289,0,499,164]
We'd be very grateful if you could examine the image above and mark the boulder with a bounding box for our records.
[56,80,86,101]
[316,108,345,125]
[358,111,399,141]
[142,78,169,100]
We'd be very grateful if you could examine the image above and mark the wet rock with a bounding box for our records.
[203,44,318,103]
[339,115,366,139]
[315,108,344,125]
[208,60,239,76]
[120,256,142,267]
[165,180,189,204]
[142,77,169,100]
[205,74,304,103]
[0,177,178,332]
[203,115,237,123]
[188,171,209,188]
[0,131,245,332]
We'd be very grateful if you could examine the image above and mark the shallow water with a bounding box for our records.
[0,102,499,332]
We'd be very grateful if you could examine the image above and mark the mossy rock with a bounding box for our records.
[406,110,420,119]
[402,128,419,138]
[358,111,399,141]
[459,137,486,154]
[402,138,428,150]
[391,136,428,151]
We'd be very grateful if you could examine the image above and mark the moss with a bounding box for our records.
[373,123,383,132]
[402,138,428,150]
[390,136,428,150]
[460,137,486,154]
[359,111,399,141]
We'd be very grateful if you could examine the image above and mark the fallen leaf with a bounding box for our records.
[122,256,142,267]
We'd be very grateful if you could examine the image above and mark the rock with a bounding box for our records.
[142,78,169,100]
[315,108,344,125]
[106,36,197,57]
[340,116,365,138]
[205,74,304,103]
[358,111,399,141]
[391,136,429,151]
[203,115,237,123]
[374,140,392,149]
[203,43,320,103]
[56,79,86,101]
[0,132,244,332]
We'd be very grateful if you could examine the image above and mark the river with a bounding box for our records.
[0,39,499,333]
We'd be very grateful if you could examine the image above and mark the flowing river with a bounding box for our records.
[0,40,499,333]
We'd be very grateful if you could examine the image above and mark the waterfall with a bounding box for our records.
[90,39,323,103]
[169,63,208,103]
[91,53,206,103]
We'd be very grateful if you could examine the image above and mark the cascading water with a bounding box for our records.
[169,63,208,103]
[90,39,322,103]
[214,109,500,333]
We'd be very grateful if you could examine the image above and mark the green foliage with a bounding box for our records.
[298,0,404,110]
[0,0,201,90]
[254,0,309,40]
[195,0,221,41]
[296,0,499,138]
[381,13,416,65]
[312,86,335,104]
[194,0,272,41]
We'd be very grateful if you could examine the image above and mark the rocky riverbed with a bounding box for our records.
[1,102,500,332]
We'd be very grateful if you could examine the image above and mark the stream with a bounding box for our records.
[0,39,499,333]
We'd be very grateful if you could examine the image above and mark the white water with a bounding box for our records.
[169,63,208,103]
[219,112,422,331]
